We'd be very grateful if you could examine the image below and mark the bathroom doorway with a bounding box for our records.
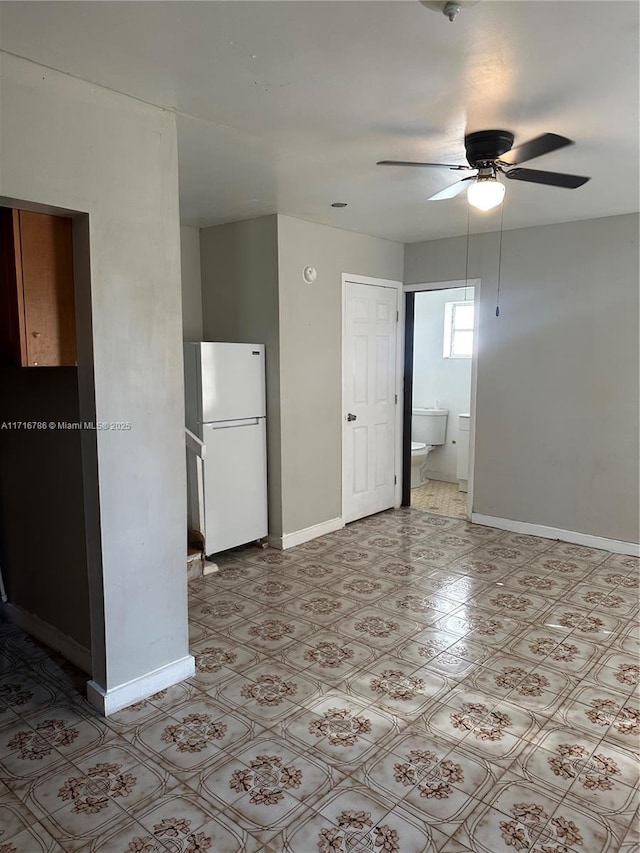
[402,281,478,519]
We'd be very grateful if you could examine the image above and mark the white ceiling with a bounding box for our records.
[1,1,638,242]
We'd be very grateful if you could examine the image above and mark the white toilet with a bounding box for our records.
[411,408,448,488]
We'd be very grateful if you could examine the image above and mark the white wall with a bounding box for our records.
[405,213,639,545]
[277,215,404,534]
[0,53,192,702]
[413,287,473,482]
[180,225,203,341]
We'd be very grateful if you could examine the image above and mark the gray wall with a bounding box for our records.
[1,53,190,691]
[0,369,90,650]
[413,287,473,482]
[405,213,640,544]
[199,214,404,540]
[277,215,404,534]
[200,216,283,536]
[180,226,203,341]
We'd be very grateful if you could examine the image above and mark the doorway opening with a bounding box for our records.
[402,281,479,518]
[0,200,98,688]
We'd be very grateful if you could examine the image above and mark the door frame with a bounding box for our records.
[341,273,404,524]
[402,279,481,519]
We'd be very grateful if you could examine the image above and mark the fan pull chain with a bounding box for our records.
[495,202,505,317]
[464,204,471,301]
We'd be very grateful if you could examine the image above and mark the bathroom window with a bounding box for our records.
[443,300,474,358]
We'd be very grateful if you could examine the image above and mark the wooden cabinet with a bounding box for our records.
[0,208,77,367]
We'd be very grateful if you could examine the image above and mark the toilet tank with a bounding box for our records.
[412,408,448,446]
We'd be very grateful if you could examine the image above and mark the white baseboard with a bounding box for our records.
[425,472,459,485]
[471,513,640,557]
[269,516,344,550]
[1,602,92,674]
[87,654,195,716]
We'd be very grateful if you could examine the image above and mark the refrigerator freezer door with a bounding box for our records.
[200,342,266,423]
[202,419,268,553]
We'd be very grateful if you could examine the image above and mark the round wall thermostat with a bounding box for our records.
[302,266,317,284]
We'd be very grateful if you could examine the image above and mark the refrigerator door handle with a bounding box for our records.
[207,417,261,429]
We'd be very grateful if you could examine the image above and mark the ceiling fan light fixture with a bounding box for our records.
[467,176,505,211]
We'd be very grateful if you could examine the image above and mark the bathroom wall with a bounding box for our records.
[413,286,473,483]
[405,213,639,546]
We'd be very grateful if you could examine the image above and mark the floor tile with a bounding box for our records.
[322,571,399,604]
[226,611,316,654]
[348,653,450,717]
[188,636,263,692]
[352,730,506,834]
[283,781,439,852]
[326,544,387,570]
[282,630,376,684]
[0,787,42,842]
[1,506,638,851]
[514,724,638,832]
[560,683,640,749]
[411,480,467,518]
[279,690,403,774]
[0,821,66,852]
[619,818,640,853]
[188,593,261,629]
[334,605,422,650]
[126,698,259,781]
[280,560,342,587]
[279,591,360,625]
[0,672,63,720]
[124,787,261,852]
[452,775,625,853]
[185,734,339,842]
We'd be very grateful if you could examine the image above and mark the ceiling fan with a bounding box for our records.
[377,130,591,211]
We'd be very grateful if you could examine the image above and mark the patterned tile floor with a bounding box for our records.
[411,481,467,519]
[1,507,639,852]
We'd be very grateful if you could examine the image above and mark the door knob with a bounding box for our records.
[346,413,357,422]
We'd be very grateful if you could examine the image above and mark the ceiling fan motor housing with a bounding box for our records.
[464,130,515,166]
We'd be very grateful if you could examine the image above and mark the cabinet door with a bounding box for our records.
[19,211,76,366]
[456,424,470,481]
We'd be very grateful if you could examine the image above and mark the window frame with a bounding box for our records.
[443,299,474,359]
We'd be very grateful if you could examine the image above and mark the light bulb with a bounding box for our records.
[467,178,505,211]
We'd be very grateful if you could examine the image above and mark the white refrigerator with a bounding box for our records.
[184,342,268,554]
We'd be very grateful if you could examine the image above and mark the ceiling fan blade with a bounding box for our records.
[377,160,472,171]
[428,175,477,201]
[504,167,590,189]
[499,133,574,166]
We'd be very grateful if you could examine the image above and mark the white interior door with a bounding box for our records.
[343,280,399,523]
